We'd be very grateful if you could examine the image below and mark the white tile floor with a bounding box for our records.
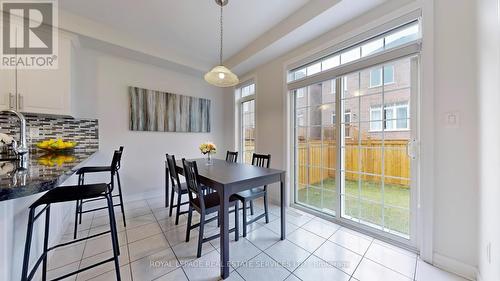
[46,197,470,281]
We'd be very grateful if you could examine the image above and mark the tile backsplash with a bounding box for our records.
[0,113,99,150]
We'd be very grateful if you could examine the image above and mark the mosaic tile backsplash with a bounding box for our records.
[0,113,99,150]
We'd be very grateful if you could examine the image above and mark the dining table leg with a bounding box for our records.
[219,187,230,279]
[280,173,286,240]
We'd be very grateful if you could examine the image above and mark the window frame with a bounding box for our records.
[236,82,256,164]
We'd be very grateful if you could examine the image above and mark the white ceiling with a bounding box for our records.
[59,0,309,70]
[59,0,393,75]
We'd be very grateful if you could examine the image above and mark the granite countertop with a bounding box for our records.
[0,148,98,201]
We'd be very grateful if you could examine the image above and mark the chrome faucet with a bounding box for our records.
[1,109,29,156]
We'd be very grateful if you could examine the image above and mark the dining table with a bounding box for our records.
[165,157,286,279]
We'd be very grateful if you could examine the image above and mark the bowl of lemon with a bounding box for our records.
[36,139,78,151]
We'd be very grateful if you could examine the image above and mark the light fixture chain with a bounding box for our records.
[219,4,223,65]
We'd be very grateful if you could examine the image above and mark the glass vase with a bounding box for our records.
[206,152,213,166]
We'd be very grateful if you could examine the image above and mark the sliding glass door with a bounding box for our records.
[294,56,418,242]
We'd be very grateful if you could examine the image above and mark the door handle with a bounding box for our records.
[406,139,417,160]
[9,93,16,109]
[18,94,23,110]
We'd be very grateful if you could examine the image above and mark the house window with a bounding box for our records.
[332,110,352,137]
[370,65,395,88]
[370,102,409,131]
[331,80,336,94]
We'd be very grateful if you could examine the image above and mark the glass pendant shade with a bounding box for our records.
[204,65,239,87]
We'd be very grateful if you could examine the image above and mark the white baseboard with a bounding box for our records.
[433,253,478,280]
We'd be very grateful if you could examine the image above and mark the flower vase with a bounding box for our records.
[206,152,213,166]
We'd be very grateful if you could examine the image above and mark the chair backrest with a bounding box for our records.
[166,154,182,188]
[226,151,238,163]
[109,150,122,190]
[182,159,206,210]
[252,153,271,190]
[116,146,124,170]
[252,153,271,168]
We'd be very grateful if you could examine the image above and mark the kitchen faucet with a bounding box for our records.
[1,109,29,156]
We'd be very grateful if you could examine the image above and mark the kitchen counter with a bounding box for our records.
[0,148,98,201]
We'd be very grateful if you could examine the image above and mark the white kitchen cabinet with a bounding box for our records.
[0,68,16,110]
[17,35,73,115]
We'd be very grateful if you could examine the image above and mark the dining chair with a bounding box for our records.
[182,159,239,258]
[166,154,190,225]
[225,151,238,162]
[231,153,271,237]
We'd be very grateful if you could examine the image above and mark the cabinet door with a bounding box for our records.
[0,69,15,110]
[18,37,71,115]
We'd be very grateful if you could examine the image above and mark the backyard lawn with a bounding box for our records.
[297,177,410,236]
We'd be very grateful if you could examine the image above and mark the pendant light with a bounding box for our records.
[204,0,239,87]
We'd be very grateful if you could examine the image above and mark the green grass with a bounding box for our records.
[297,178,410,236]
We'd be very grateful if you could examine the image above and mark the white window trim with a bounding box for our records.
[236,81,256,164]
[297,88,305,98]
[369,65,395,88]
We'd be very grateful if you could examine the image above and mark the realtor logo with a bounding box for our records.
[1,0,58,69]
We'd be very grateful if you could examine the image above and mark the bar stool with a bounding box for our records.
[21,151,122,281]
[74,147,125,239]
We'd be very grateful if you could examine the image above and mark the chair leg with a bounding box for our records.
[197,213,205,258]
[73,200,79,239]
[263,193,270,224]
[175,192,182,225]
[116,171,127,227]
[217,211,220,227]
[42,205,51,281]
[78,200,83,224]
[21,208,36,281]
[250,200,254,216]
[169,188,175,217]
[79,174,85,225]
[186,206,193,242]
[234,202,239,241]
[242,200,247,237]
[106,194,121,281]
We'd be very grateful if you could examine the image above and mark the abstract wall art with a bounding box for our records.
[129,86,211,133]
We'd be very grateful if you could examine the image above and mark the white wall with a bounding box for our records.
[231,0,480,278]
[73,47,228,200]
[431,0,478,276]
[477,0,500,280]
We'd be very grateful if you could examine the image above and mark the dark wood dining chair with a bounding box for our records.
[225,151,238,162]
[231,153,271,237]
[182,159,239,258]
[166,154,190,225]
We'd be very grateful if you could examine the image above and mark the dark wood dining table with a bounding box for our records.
[165,158,286,279]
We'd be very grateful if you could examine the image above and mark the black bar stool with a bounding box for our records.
[74,147,125,239]
[231,153,271,237]
[183,159,239,258]
[21,151,122,281]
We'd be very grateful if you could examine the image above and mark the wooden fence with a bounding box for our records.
[297,140,410,187]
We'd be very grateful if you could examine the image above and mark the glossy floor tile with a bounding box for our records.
[44,197,470,281]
